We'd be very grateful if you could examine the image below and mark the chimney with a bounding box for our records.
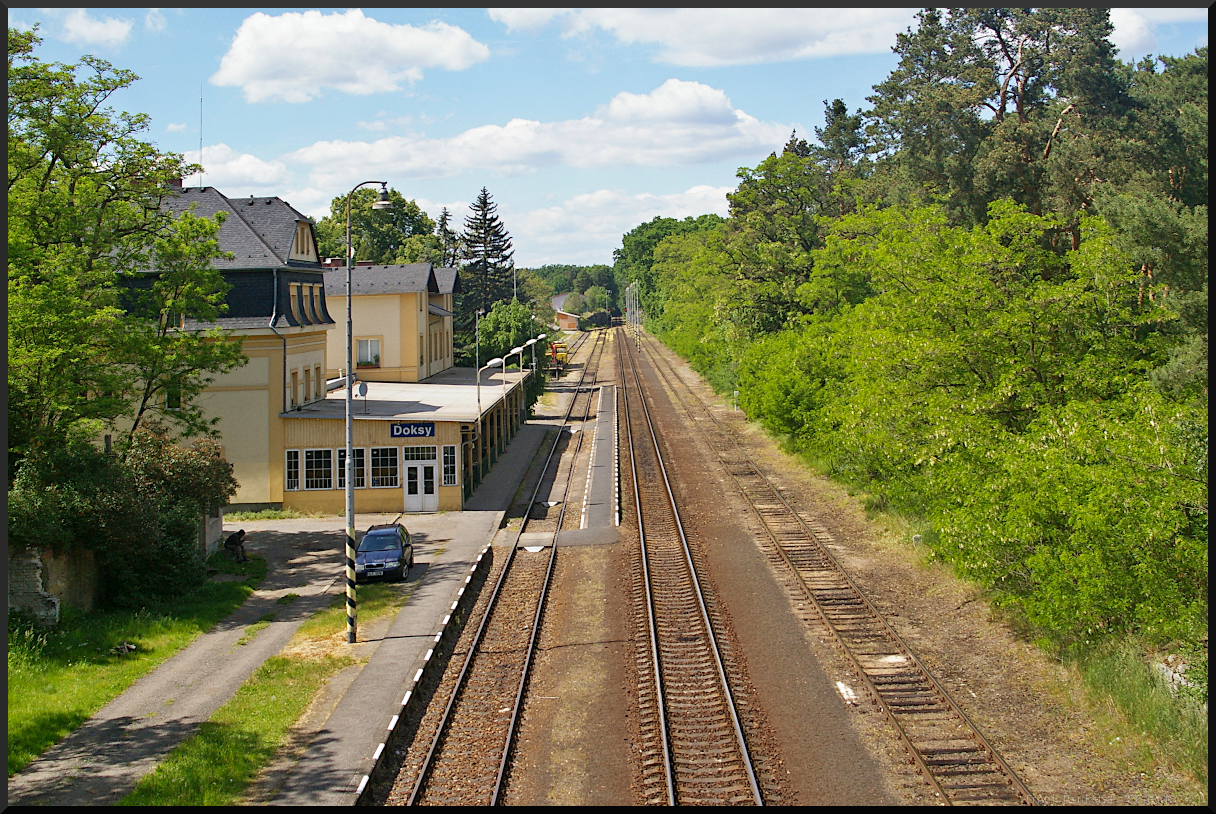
[170,177,183,189]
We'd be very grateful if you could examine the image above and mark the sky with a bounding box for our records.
[11,8,1209,267]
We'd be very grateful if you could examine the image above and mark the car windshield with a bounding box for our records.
[358,533,399,553]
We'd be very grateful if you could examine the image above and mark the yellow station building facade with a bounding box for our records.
[155,185,529,514]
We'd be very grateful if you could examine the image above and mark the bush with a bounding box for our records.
[6,422,237,608]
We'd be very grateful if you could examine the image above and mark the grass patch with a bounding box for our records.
[276,593,300,605]
[206,551,269,581]
[7,555,267,777]
[236,615,276,647]
[1071,638,1208,789]
[294,581,415,644]
[222,507,336,522]
[118,654,352,806]
[116,577,419,803]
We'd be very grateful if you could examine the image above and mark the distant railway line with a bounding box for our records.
[394,330,606,806]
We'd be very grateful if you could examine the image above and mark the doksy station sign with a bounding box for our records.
[390,422,436,438]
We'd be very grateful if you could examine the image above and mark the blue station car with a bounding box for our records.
[355,523,414,583]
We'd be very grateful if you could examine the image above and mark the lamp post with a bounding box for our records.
[478,357,503,476]
[510,345,525,425]
[345,181,391,644]
[525,337,538,372]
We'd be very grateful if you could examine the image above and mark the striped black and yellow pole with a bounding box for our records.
[343,180,393,644]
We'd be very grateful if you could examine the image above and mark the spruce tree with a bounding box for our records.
[457,187,514,330]
[437,207,461,268]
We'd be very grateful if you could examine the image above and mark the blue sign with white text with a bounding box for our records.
[390,422,436,438]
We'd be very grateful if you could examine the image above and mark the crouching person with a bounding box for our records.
[224,529,248,563]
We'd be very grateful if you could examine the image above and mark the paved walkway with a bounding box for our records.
[7,417,550,807]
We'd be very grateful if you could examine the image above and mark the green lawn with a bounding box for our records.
[118,654,352,806]
[6,555,267,777]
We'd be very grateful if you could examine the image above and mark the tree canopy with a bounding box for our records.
[314,186,438,264]
[8,27,242,474]
[616,11,1206,661]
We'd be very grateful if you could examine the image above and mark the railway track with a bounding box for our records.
[632,327,1036,806]
[619,332,764,806]
[402,331,608,806]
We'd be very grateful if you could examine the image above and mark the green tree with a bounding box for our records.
[117,210,247,450]
[314,187,436,263]
[612,214,724,320]
[436,206,461,267]
[813,99,868,179]
[476,299,543,366]
[457,187,515,329]
[8,420,238,606]
[7,27,232,475]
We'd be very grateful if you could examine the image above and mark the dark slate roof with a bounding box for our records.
[433,266,461,295]
[162,187,319,270]
[323,263,438,296]
[184,315,293,331]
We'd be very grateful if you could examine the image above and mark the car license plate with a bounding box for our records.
[368,569,383,577]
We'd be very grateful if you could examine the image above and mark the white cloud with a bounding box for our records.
[357,115,416,132]
[182,143,290,190]
[492,8,918,65]
[1111,8,1209,58]
[1128,8,1209,25]
[211,10,491,103]
[144,8,167,33]
[487,8,572,33]
[509,185,732,266]
[61,9,133,47]
[1109,9,1157,56]
[166,122,188,133]
[285,79,789,190]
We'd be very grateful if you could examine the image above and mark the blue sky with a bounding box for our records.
[12,8,1209,266]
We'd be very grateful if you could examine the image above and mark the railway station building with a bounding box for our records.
[133,184,532,515]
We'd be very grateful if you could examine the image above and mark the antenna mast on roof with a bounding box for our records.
[199,83,204,189]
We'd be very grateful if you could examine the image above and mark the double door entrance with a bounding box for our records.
[403,446,438,512]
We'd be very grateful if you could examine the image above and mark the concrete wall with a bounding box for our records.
[8,545,99,624]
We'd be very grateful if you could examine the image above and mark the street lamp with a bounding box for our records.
[478,358,503,473]
[344,180,391,644]
[525,337,538,371]
[510,346,525,425]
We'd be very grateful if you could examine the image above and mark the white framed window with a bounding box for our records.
[304,449,333,490]
[286,450,300,491]
[337,448,366,489]
[402,445,437,461]
[357,338,381,368]
[442,445,457,486]
[370,447,398,487]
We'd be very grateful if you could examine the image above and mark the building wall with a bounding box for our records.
[192,326,330,506]
[282,416,463,512]
[401,291,423,381]
[198,353,272,504]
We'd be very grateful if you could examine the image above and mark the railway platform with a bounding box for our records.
[266,422,552,806]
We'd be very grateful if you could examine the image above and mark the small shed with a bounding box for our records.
[555,310,579,331]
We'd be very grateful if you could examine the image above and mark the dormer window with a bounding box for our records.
[290,221,317,261]
[289,284,301,323]
[311,285,323,322]
[303,284,316,322]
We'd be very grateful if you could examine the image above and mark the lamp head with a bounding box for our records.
[485,358,503,369]
[525,338,537,346]
[372,184,392,210]
[537,333,547,341]
[511,346,523,355]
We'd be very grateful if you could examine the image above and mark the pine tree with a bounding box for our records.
[437,207,461,268]
[457,187,514,330]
